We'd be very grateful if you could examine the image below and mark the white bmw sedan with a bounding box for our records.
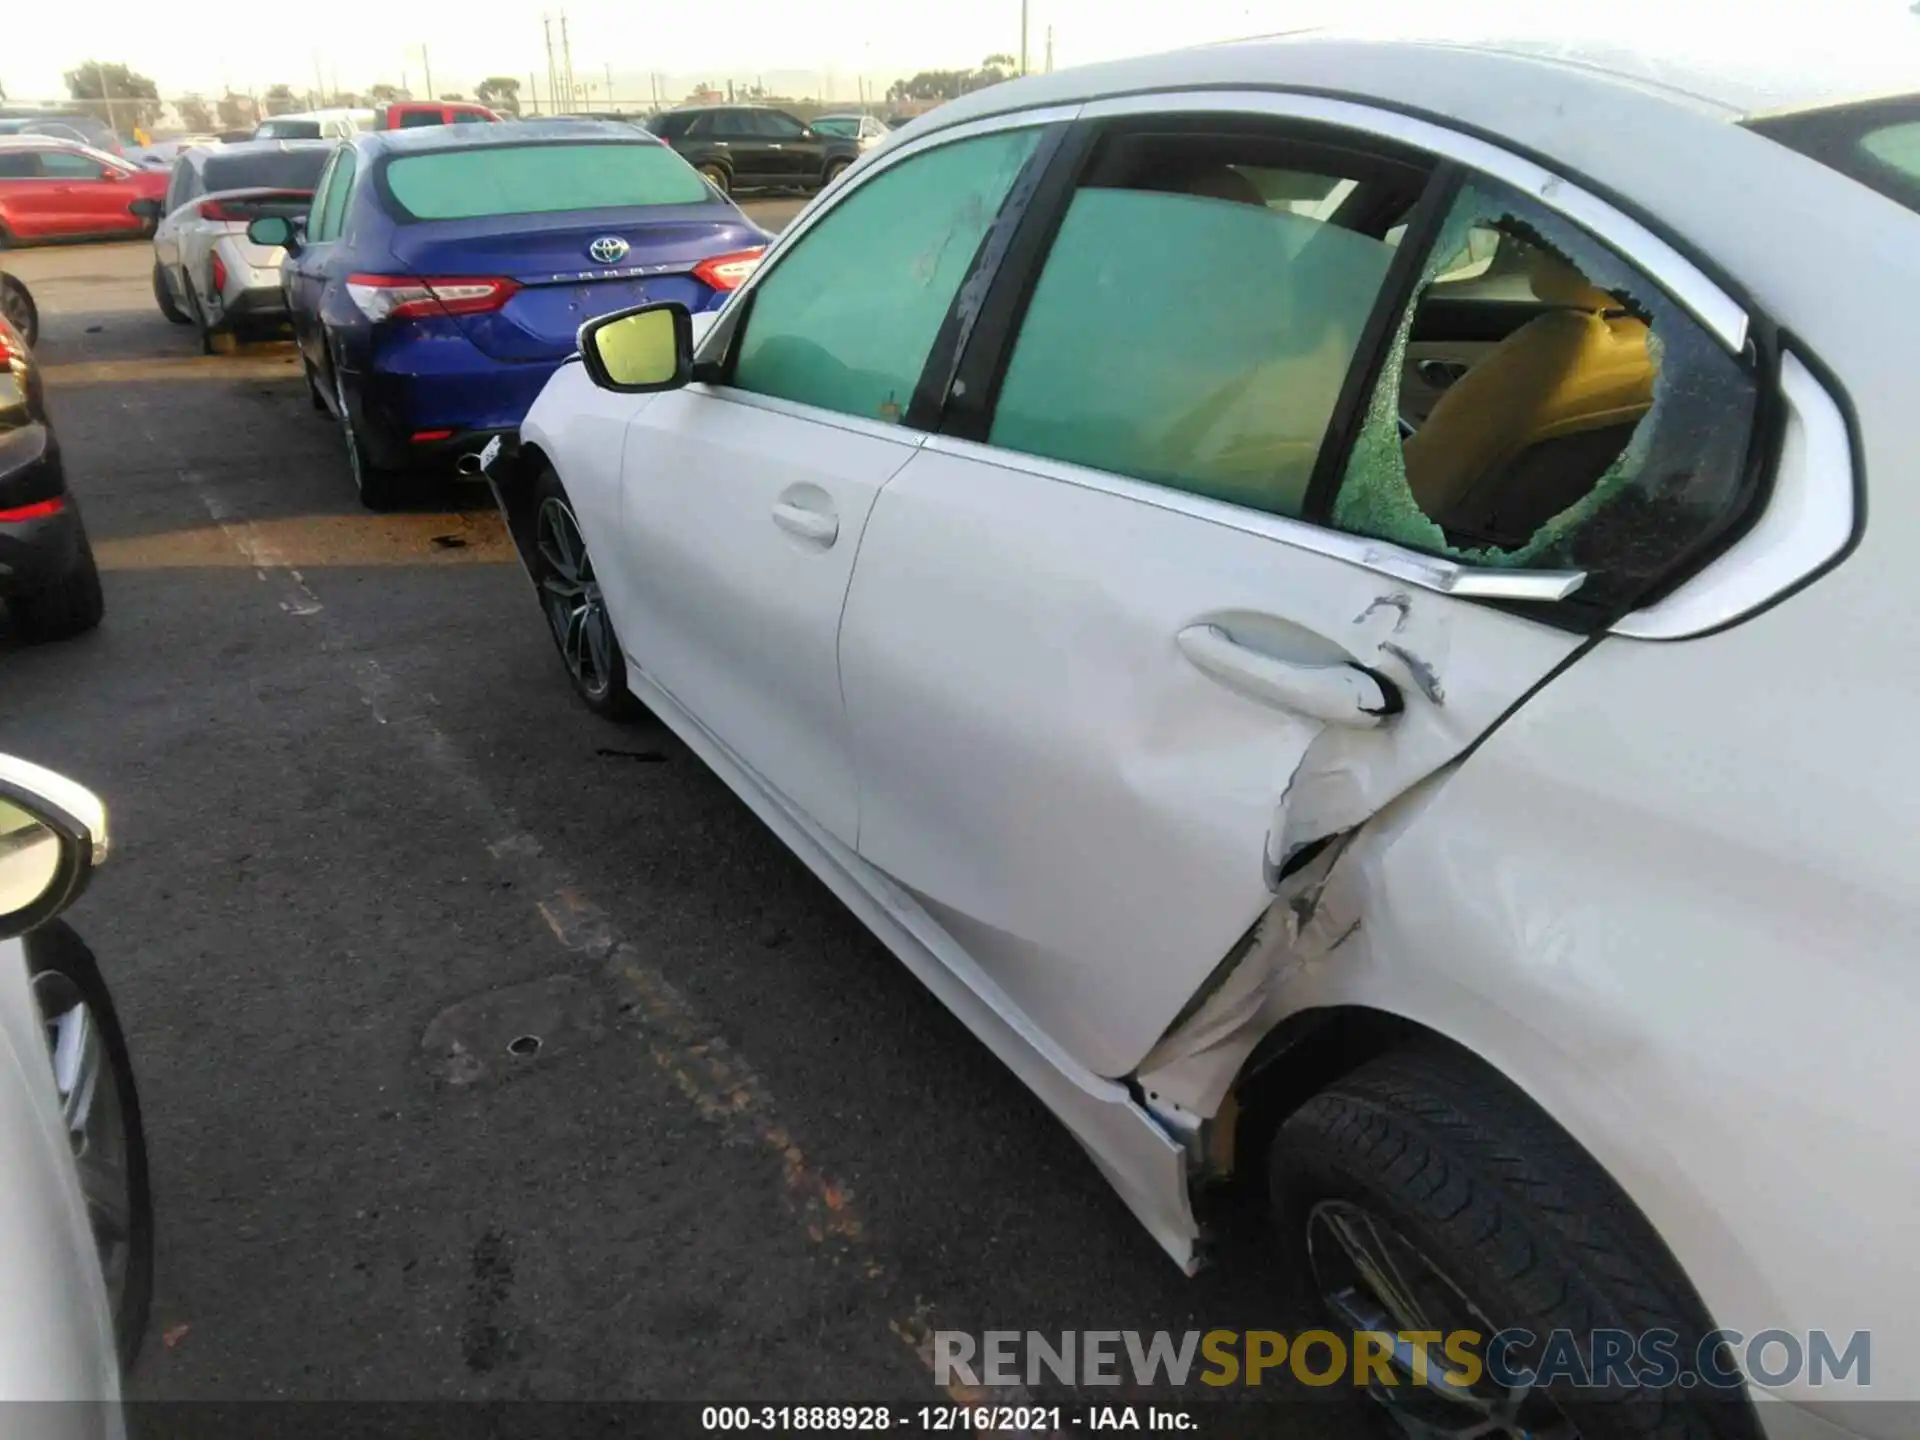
[486,30,1918,1440]
[0,757,149,1432]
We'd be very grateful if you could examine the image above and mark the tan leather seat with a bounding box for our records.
[1402,246,1656,524]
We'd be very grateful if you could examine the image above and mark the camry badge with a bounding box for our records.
[588,236,630,264]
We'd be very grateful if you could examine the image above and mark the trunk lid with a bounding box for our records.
[383,206,767,362]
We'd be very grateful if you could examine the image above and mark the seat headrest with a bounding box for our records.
[1526,245,1618,310]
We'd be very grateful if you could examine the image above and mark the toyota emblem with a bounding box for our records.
[588,236,630,264]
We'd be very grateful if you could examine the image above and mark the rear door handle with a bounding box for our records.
[1177,624,1401,728]
[771,499,838,546]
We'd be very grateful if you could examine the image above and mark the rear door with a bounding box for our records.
[35,148,130,235]
[608,122,1052,850]
[835,100,1763,1080]
[0,150,54,238]
[709,110,768,185]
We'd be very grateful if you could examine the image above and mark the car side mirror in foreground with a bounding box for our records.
[0,756,108,941]
[127,198,163,221]
[246,215,296,251]
[578,301,693,394]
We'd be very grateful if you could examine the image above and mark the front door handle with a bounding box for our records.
[1177,624,1401,728]
[771,499,838,546]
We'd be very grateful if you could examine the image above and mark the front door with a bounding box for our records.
[836,111,1760,1080]
[609,123,1050,849]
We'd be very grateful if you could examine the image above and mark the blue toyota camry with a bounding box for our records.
[249,120,770,508]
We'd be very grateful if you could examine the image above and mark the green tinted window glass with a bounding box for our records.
[1861,120,1920,183]
[319,149,355,240]
[384,142,709,220]
[989,187,1394,517]
[731,128,1040,423]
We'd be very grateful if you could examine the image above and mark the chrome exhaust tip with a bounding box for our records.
[455,451,485,477]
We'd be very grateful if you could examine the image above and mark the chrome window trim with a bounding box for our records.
[1611,352,1854,640]
[693,103,1085,368]
[685,382,931,448]
[1074,89,1749,354]
[920,433,1585,603]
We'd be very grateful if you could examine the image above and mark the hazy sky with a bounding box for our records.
[4,0,1915,107]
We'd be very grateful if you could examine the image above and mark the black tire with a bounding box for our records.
[1269,1043,1762,1440]
[333,364,404,511]
[529,466,645,721]
[26,920,155,1371]
[7,516,105,642]
[697,162,730,194]
[2,272,37,347]
[152,262,190,325]
[822,157,851,187]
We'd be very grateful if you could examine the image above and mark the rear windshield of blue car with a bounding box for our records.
[382,141,712,221]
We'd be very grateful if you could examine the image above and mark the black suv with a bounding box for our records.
[647,106,860,195]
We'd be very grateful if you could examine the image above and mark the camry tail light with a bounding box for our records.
[345,274,520,323]
[0,496,66,523]
[691,247,766,292]
[210,252,228,294]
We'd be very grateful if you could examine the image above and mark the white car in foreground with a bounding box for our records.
[486,29,1917,1440]
[0,756,149,1427]
[145,139,332,353]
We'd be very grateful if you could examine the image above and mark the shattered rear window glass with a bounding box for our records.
[1328,177,1760,617]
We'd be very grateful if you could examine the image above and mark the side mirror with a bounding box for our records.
[127,198,163,221]
[578,301,693,394]
[0,756,108,941]
[247,215,298,253]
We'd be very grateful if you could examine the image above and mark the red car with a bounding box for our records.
[373,100,500,130]
[0,137,168,245]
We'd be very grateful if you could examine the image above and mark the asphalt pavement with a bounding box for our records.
[0,216,1378,1432]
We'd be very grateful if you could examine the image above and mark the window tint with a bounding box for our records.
[40,149,102,178]
[1746,98,1920,219]
[0,153,37,179]
[165,159,191,211]
[317,149,356,240]
[811,117,858,138]
[305,156,338,237]
[988,137,1408,518]
[255,120,322,141]
[730,127,1041,423]
[383,142,708,219]
[1329,173,1760,614]
[681,114,710,139]
[754,111,807,139]
[204,148,331,193]
[450,111,493,125]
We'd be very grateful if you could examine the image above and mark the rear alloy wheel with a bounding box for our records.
[152,262,190,325]
[698,162,730,194]
[7,514,104,643]
[335,368,404,511]
[3,272,39,346]
[1269,1044,1764,1440]
[531,468,643,720]
[28,922,154,1369]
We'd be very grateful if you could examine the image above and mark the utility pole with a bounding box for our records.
[1020,0,1030,75]
[1045,26,1054,73]
[528,72,539,115]
[560,14,575,111]
[544,18,558,115]
[605,62,614,111]
[422,44,434,101]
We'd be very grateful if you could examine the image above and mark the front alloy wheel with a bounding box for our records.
[530,470,642,720]
[28,923,154,1368]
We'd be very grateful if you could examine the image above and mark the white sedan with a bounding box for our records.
[486,28,1917,1440]
[0,756,149,1429]
[148,140,331,353]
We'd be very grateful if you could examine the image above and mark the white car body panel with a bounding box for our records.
[153,190,298,327]
[838,439,1580,1079]
[0,934,121,1424]
[517,32,1920,1435]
